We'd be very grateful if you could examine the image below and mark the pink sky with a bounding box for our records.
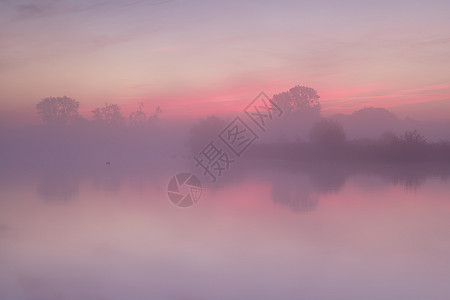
[1,0,450,125]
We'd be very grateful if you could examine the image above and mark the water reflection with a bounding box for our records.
[245,161,450,211]
[271,173,319,212]
[92,170,123,193]
[309,166,347,194]
[0,222,9,232]
[37,173,79,202]
[1,160,450,300]
[27,160,450,209]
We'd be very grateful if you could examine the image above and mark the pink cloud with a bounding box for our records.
[400,83,450,94]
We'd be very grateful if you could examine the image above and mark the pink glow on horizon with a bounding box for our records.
[1,0,450,124]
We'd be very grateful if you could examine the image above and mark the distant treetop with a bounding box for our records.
[272,85,321,114]
[351,107,398,122]
[129,102,147,126]
[36,96,80,125]
[92,103,125,126]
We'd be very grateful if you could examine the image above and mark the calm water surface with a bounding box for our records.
[1,161,450,300]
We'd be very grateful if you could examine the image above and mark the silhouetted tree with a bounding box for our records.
[92,103,124,125]
[128,102,147,126]
[36,96,80,125]
[397,130,427,161]
[309,119,346,147]
[266,85,322,142]
[399,130,426,145]
[149,106,162,123]
[272,85,321,114]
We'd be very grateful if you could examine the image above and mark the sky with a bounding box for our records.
[1,0,450,125]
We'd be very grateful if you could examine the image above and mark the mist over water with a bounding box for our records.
[1,88,450,299]
[2,0,450,297]
[1,157,450,299]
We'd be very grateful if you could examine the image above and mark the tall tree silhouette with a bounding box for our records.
[128,102,147,126]
[266,85,322,142]
[149,106,162,123]
[272,85,321,114]
[92,103,124,125]
[399,130,426,145]
[36,96,80,125]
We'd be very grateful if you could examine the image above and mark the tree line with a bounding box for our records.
[185,85,450,163]
[36,96,161,126]
[250,118,450,162]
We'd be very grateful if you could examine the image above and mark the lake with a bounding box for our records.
[1,159,450,300]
